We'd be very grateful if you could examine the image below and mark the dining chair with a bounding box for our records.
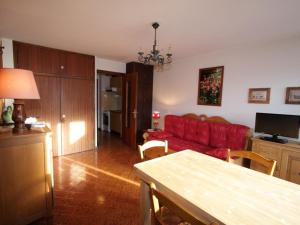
[138,140,168,161]
[227,149,277,176]
[149,183,218,225]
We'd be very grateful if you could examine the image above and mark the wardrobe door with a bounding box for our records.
[13,41,66,76]
[65,53,94,79]
[61,78,95,154]
[24,75,61,156]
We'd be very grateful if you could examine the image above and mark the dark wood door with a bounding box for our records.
[61,78,95,155]
[24,75,61,156]
[122,73,138,148]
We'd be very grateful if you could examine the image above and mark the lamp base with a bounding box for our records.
[12,99,26,133]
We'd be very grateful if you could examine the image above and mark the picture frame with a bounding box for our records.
[285,87,300,104]
[248,88,270,104]
[197,66,224,106]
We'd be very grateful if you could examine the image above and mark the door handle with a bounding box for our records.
[61,114,66,122]
[131,110,138,119]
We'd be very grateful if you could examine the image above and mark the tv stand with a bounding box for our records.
[260,134,288,144]
[252,137,300,185]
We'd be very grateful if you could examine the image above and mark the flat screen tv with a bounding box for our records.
[255,113,300,143]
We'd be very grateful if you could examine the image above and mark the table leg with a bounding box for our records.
[140,181,153,225]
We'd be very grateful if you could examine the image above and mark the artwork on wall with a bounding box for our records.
[248,88,270,104]
[285,87,300,104]
[198,66,224,106]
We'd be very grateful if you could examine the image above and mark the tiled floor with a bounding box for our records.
[32,132,141,225]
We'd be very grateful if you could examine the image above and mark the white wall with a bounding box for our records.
[95,57,126,73]
[1,38,15,107]
[1,38,14,68]
[153,38,300,130]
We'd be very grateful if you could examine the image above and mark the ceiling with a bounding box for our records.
[1,0,300,62]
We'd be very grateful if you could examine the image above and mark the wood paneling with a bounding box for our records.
[65,52,94,79]
[13,41,95,156]
[281,150,300,184]
[13,41,66,76]
[24,76,61,156]
[252,137,300,184]
[61,78,95,155]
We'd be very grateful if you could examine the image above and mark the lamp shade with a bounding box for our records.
[0,68,40,99]
[152,111,160,119]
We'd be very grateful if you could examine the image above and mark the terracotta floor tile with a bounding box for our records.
[30,132,140,225]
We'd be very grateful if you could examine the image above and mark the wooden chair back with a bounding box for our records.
[149,183,216,225]
[227,149,277,176]
[138,140,168,161]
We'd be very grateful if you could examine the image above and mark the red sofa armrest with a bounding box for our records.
[143,130,174,142]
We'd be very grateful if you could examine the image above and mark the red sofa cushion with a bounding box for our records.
[164,115,185,138]
[209,122,228,148]
[184,119,210,145]
[166,136,213,153]
[226,124,249,150]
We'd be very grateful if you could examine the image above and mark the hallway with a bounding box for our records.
[33,132,141,225]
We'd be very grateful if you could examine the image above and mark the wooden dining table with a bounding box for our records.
[134,150,300,225]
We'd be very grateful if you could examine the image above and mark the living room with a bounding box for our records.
[1,1,300,225]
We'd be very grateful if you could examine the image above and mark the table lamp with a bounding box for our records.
[0,68,40,133]
[152,111,160,130]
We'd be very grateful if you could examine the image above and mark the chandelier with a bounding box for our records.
[138,22,172,67]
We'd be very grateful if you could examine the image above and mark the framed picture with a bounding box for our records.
[286,87,300,104]
[198,66,224,106]
[248,88,270,104]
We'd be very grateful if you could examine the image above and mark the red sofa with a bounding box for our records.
[145,115,250,160]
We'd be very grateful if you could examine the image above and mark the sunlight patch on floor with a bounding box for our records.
[62,156,140,187]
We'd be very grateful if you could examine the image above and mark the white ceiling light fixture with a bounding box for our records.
[138,22,172,69]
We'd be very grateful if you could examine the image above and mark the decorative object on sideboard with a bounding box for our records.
[285,87,300,104]
[137,22,172,69]
[0,69,40,133]
[198,66,224,106]
[152,111,160,130]
[248,88,270,104]
[2,105,13,124]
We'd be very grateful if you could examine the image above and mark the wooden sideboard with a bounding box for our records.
[251,137,300,184]
[0,128,53,225]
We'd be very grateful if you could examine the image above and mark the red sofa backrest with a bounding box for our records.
[164,115,249,150]
[183,118,210,145]
[164,115,185,138]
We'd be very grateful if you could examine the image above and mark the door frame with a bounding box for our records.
[96,69,125,145]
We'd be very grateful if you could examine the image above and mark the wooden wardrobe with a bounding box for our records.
[13,41,95,156]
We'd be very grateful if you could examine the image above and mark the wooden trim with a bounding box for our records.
[285,87,300,104]
[198,66,224,106]
[97,69,125,77]
[182,113,231,124]
[248,88,271,104]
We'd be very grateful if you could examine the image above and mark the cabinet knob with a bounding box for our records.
[60,65,64,70]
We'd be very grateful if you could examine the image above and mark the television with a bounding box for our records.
[255,113,300,143]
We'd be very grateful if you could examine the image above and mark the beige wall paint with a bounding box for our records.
[153,38,300,137]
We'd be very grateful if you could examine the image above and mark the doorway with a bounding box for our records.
[97,70,124,146]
